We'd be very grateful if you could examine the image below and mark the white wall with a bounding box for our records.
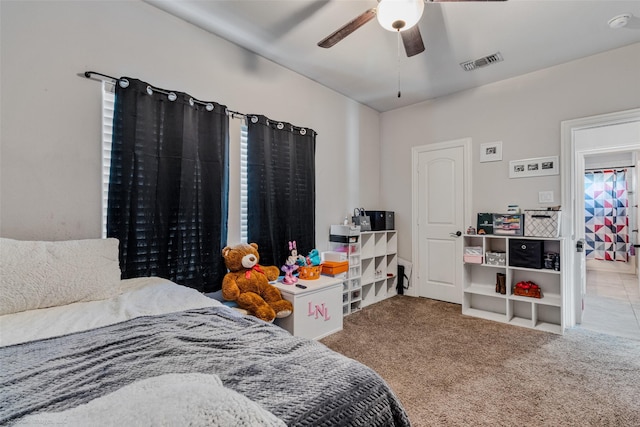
[0,0,381,253]
[380,43,640,260]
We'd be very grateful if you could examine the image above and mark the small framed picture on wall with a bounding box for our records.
[480,141,502,163]
[509,156,559,178]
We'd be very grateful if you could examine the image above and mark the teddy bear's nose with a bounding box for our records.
[248,255,256,262]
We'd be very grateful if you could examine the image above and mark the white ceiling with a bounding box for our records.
[146,0,640,113]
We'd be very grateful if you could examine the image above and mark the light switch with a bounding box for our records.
[539,191,554,203]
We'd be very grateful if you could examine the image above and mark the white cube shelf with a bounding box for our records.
[462,234,565,334]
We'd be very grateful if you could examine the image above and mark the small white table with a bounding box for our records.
[273,275,343,340]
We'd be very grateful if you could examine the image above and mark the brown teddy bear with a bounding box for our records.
[221,243,293,322]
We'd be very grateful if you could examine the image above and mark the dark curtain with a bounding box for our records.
[246,115,316,267]
[107,78,229,292]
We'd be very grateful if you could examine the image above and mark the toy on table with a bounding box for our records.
[307,249,321,266]
[221,242,293,322]
[281,241,299,285]
[295,247,323,280]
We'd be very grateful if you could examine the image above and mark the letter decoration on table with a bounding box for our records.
[308,302,331,321]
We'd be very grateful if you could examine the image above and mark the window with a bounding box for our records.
[240,124,248,243]
[102,85,247,244]
[101,81,115,238]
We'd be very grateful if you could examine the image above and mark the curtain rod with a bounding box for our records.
[585,165,635,171]
[84,71,120,82]
[84,71,224,112]
[81,71,315,134]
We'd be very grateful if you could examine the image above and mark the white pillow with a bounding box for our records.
[0,238,122,315]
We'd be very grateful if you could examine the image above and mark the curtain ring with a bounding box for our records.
[118,78,129,88]
[300,128,307,135]
[251,116,259,123]
[168,92,177,102]
[146,86,153,95]
[206,103,214,111]
[277,122,284,130]
[189,98,195,106]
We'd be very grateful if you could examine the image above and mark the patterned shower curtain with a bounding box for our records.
[584,169,629,262]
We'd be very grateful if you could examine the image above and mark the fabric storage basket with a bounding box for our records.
[524,210,560,238]
[485,251,506,266]
[365,211,388,231]
[464,246,483,264]
[509,239,544,269]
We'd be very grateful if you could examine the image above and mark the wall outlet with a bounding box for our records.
[539,191,554,203]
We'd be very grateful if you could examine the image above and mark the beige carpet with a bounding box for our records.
[320,295,640,427]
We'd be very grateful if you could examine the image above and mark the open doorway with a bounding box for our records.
[580,151,639,340]
[560,108,640,334]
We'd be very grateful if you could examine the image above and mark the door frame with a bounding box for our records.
[560,107,640,327]
[410,138,473,298]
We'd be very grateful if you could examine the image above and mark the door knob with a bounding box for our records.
[450,231,462,237]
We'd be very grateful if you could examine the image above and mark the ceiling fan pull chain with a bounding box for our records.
[397,30,401,98]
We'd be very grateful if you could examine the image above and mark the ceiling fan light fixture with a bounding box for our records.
[377,0,424,32]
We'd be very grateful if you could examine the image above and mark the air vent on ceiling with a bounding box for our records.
[460,52,503,72]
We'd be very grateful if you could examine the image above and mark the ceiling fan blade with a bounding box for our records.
[401,26,425,57]
[317,8,377,48]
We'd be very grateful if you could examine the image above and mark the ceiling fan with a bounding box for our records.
[318,0,507,58]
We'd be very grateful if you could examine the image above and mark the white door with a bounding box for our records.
[414,141,467,303]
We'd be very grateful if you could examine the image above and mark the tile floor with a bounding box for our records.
[579,269,640,340]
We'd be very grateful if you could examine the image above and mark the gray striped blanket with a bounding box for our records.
[1,306,410,426]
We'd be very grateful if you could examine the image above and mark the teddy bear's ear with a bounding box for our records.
[250,243,259,251]
[222,246,231,257]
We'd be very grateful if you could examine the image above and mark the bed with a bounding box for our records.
[0,238,410,426]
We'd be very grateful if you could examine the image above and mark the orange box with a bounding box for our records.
[321,260,349,275]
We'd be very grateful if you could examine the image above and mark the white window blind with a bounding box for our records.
[101,81,115,238]
[240,124,248,243]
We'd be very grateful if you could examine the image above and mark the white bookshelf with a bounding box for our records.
[329,229,398,315]
[462,234,565,334]
[360,230,398,308]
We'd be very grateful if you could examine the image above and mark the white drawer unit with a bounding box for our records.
[328,233,362,316]
[273,276,343,340]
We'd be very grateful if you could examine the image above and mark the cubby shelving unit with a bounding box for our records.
[462,234,565,334]
[330,229,398,316]
[360,230,398,308]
